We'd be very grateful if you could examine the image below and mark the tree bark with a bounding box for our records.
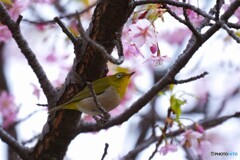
[28,0,133,159]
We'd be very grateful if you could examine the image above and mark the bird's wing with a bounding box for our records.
[63,77,111,105]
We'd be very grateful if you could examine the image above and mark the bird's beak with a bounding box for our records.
[129,72,135,77]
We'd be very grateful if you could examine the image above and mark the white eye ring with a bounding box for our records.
[116,73,123,79]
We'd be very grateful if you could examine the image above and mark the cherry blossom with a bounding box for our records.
[128,19,158,48]
[30,83,41,99]
[186,9,204,26]
[159,143,178,156]
[0,91,18,128]
[160,28,190,45]
[0,25,12,42]
[123,42,144,58]
[8,0,30,20]
[195,123,205,134]
[196,139,211,157]
[45,52,58,63]
[181,130,202,148]
[145,55,170,66]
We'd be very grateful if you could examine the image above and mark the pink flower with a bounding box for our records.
[195,123,205,134]
[30,83,41,99]
[196,140,211,156]
[181,130,202,148]
[186,9,204,26]
[150,44,157,54]
[0,91,18,128]
[168,5,183,16]
[9,0,30,20]
[123,42,144,58]
[144,55,170,66]
[45,52,58,63]
[159,143,178,156]
[128,19,158,48]
[160,28,190,45]
[0,25,12,42]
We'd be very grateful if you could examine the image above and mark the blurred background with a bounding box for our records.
[0,0,240,159]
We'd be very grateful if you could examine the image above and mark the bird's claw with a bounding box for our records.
[93,113,111,126]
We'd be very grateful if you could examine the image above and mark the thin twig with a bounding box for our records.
[54,17,77,43]
[166,7,187,25]
[0,126,30,159]
[226,22,240,29]
[10,109,44,128]
[87,82,110,124]
[123,112,240,159]
[113,31,124,61]
[22,2,97,25]
[76,15,124,65]
[0,2,56,105]
[214,87,240,117]
[173,71,208,84]
[16,15,23,25]
[22,134,40,145]
[220,21,240,43]
[101,143,109,160]
[132,0,215,21]
[182,0,201,39]
[215,0,224,20]
[149,108,172,160]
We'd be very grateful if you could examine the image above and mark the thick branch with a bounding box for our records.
[0,2,55,105]
[0,127,30,159]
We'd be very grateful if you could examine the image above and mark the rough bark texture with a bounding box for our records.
[28,0,133,159]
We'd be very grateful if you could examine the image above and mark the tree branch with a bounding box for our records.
[22,2,97,25]
[77,15,124,65]
[132,0,215,21]
[101,143,109,160]
[220,21,240,43]
[0,2,56,105]
[173,71,208,84]
[149,108,172,160]
[77,0,240,134]
[123,112,240,159]
[215,0,224,20]
[0,127,30,159]
[30,0,133,159]
[182,1,201,39]
[54,17,77,44]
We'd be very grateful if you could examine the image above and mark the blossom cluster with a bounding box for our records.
[0,0,55,42]
[0,91,18,128]
[159,124,211,158]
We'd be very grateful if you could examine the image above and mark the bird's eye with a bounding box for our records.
[116,73,123,79]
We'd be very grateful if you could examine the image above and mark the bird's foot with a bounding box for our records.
[93,113,111,126]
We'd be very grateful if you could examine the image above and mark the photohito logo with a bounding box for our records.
[211,152,238,156]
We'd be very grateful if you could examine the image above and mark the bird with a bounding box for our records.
[49,72,134,115]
